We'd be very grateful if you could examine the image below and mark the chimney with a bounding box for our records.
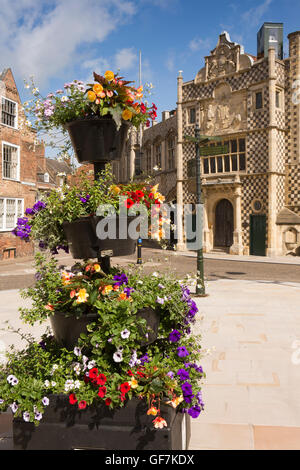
[257,22,283,60]
[162,111,170,121]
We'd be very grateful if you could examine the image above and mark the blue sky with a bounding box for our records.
[0,0,300,157]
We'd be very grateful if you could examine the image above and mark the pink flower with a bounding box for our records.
[106,90,114,98]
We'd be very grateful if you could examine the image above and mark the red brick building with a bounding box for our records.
[0,68,47,259]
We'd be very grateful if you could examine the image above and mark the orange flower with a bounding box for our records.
[104,70,114,81]
[87,90,96,102]
[122,109,133,121]
[70,290,76,299]
[93,83,103,95]
[118,292,128,301]
[147,406,159,416]
[44,304,54,311]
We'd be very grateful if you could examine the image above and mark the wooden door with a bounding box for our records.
[214,199,234,248]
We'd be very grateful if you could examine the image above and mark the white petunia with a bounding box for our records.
[10,402,18,413]
[7,375,18,386]
[113,351,123,363]
[23,411,31,422]
[42,397,49,406]
[74,347,81,357]
[121,329,130,339]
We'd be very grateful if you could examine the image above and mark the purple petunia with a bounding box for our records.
[79,194,91,203]
[177,368,190,381]
[113,273,128,286]
[177,346,189,358]
[123,286,134,298]
[169,329,181,343]
[181,381,194,403]
[188,405,201,419]
[139,353,150,365]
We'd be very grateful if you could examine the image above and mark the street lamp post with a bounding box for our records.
[184,126,225,296]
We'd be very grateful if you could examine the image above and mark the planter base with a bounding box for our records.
[12,395,190,450]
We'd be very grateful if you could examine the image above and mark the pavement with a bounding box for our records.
[0,248,300,450]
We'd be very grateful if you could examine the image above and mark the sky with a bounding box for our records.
[0,0,300,157]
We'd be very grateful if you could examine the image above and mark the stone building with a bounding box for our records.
[119,24,300,257]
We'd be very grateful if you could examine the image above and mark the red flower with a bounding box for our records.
[140,103,147,114]
[98,386,107,398]
[125,198,134,209]
[135,190,144,199]
[69,393,77,405]
[127,370,134,377]
[148,192,154,200]
[96,373,107,386]
[152,103,157,110]
[136,371,145,378]
[89,368,99,380]
[78,400,87,410]
[154,200,161,207]
[146,120,150,128]
[105,398,112,406]
[120,382,131,394]
[120,394,126,402]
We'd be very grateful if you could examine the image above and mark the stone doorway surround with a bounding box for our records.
[201,175,244,255]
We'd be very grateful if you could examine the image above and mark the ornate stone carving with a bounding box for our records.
[200,83,246,134]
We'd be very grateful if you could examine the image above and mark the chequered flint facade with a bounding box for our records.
[118,27,300,256]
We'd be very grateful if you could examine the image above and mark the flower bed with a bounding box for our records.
[0,256,205,431]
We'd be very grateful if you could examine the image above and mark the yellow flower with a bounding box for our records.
[93,264,100,272]
[104,70,114,81]
[110,184,121,195]
[130,378,138,389]
[122,109,133,121]
[87,90,96,102]
[101,285,113,295]
[76,288,89,303]
[151,184,159,194]
[93,83,103,95]
[166,396,184,409]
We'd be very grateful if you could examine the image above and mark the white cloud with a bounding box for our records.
[189,37,212,53]
[114,47,137,72]
[241,0,272,27]
[0,0,136,86]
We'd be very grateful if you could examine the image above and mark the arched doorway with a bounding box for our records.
[214,199,234,249]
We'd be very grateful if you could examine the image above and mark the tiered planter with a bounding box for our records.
[12,113,191,451]
[13,395,190,450]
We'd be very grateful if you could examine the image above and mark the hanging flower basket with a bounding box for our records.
[65,117,131,164]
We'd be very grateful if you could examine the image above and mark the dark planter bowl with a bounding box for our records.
[50,307,160,350]
[65,117,130,164]
[50,312,98,349]
[62,215,137,259]
[13,394,191,450]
